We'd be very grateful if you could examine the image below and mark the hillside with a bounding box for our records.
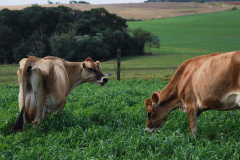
[0,2,232,20]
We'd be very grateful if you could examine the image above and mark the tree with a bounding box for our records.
[74,19,91,35]
[13,42,32,62]
[0,5,149,63]
[48,0,53,4]
[56,11,74,34]
[132,28,151,55]
[49,32,76,60]
[145,33,160,53]
[0,25,18,63]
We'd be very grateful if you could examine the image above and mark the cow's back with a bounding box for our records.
[191,51,240,109]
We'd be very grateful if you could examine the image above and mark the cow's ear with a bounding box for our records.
[145,98,152,107]
[82,62,86,69]
[157,90,161,94]
[151,92,159,104]
[95,61,101,68]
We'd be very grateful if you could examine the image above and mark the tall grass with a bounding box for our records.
[1,80,240,159]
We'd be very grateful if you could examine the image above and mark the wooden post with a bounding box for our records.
[117,49,121,81]
[114,65,116,76]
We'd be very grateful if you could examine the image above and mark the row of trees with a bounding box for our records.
[0,5,159,64]
[69,1,89,4]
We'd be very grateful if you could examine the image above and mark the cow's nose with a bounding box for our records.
[103,77,108,83]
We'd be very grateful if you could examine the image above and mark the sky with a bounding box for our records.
[0,0,144,6]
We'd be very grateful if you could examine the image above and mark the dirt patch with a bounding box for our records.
[0,2,233,20]
[222,1,240,5]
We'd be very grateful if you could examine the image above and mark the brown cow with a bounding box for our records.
[13,56,108,131]
[145,51,240,136]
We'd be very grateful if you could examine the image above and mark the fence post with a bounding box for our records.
[114,65,116,76]
[117,49,121,81]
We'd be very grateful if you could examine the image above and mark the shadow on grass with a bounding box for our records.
[0,110,79,135]
[197,120,240,140]
[0,116,17,136]
[35,110,80,133]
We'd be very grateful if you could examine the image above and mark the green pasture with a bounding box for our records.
[1,80,240,159]
[127,10,240,55]
[102,10,240,78]
[0,64,18,83]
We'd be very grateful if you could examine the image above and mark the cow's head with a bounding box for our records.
[81,57,108,86]
[145,91,168,133]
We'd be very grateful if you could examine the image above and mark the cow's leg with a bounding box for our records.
[31,67,45,130]
[187,105,198,137]
[56,100,66,115]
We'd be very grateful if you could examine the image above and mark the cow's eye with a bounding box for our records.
[89,67,94,71]
[147,112,152,119]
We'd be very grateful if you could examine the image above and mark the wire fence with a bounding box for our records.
[0,65,178,83]
[0,66,19,83]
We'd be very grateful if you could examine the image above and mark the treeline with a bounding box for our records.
[69,1,89,4]
[0,5,151,64]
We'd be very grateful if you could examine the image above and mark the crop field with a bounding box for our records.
[0,2,232,20]
[1,80,240,159]
[127,10,240,55]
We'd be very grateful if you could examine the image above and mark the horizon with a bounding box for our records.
[0,0,144,6]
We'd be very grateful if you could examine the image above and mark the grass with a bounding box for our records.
[1,80,240,159]
[127,10,240,55]
[0,64,19,83]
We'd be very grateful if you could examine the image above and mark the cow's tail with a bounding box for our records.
[13,57,35,132]
[12,106,25,132]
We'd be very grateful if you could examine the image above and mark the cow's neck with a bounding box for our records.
[159,82,181,113]
[63,61,84,91]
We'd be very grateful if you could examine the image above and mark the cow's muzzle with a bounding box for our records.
[98,77,108,86]
[145,127,155,133]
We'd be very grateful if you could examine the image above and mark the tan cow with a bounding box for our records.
[13,56,108,131]
[145,51,240,136]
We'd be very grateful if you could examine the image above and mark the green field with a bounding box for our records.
[127,10,240,55]
[0,64,19,83]
[102,10,240,78]
[1,80,240,159]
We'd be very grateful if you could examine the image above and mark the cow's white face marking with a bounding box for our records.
[81,59,108,86]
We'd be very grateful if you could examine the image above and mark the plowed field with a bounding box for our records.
[0,2,233,20]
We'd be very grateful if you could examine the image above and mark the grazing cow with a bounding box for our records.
[13,56,108,131]
[145,51,240,136]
